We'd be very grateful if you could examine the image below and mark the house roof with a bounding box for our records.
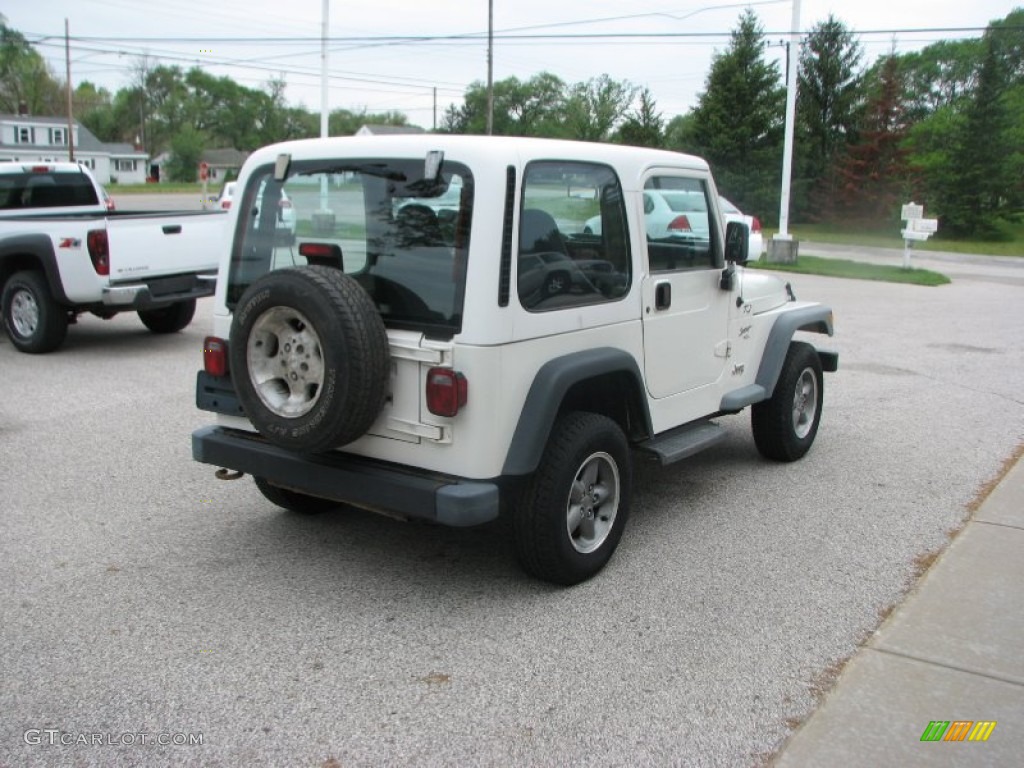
[0,113,147,157]
[357,124,426,136]
[201,148,249,166]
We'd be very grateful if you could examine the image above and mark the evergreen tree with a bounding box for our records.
[938,35,1012,238]
[688,10,784,219]
[830,56,911,224]
[796,15,864,220]
[614,88,663,148]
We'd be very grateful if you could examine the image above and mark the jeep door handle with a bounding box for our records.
[162,224,182,234]
[655,282,672,310]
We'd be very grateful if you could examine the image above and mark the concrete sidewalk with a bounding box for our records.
[773,453,1024,766]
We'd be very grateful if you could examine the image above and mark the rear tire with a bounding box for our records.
[1,270,68,353]
[138,299,196,334]
[752,341,824,462]
[253,477,339,515]
[513,412,632,585]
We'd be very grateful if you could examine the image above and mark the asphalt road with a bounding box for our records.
[1,251,1023,766]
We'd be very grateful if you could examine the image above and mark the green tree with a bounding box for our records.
[613,87,663,147]
[796,15,864,220]
[0,17,63,115]
[164,127,205,182]
[441,73,567,136]
[563,74,636,142]
[935,35,1013,238]
[688,9,784,219]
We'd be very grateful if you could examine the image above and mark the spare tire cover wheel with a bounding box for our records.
[229,265,390,453]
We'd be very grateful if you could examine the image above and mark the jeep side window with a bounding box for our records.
[644,177,716,272]
[518,161,630,311]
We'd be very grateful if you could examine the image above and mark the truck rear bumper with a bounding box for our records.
[103,272,216,308]
[192,425,500,527]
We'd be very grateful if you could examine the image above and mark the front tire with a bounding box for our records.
[752,341,824,461]
[253,477,339,515]
[513,412,632,585]
[138,299,197,334]
[1,270,68,353]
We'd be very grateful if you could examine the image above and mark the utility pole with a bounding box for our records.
[65,18,75,162]
[486,0,494,135]
[433,87,437,132]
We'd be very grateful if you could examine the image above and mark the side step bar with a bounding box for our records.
[636,420,727,466]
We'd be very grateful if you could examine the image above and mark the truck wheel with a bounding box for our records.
[138,299,197,334]
[513,412,632,585]
[752,341,824,462]
[253,477,339,515]
[230,266,390,454]
[1,270,68,353]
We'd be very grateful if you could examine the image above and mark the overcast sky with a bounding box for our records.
[6,0,1016,127]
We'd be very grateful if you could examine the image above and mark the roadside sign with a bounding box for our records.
[901,202,924,220]
[911,217,938,234]
[901,229,931,241]
[199,161,209,181]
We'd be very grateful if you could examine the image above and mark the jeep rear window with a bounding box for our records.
[0,171,99,210]
[227,158,473,338]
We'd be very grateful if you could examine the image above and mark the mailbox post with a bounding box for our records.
[900,202,938,269]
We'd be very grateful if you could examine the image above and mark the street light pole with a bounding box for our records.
[486,0,494,135]
[65,18,75,162]
[769,0,801,263]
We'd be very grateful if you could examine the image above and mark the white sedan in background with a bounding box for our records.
[214,181,296,233]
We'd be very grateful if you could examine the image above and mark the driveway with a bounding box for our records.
[1,253,1022,766]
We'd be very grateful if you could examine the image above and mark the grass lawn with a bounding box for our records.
[750,255,951,286]
[111,182,213,194]
[766,221,1024,258]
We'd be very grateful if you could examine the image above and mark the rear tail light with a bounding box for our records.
[668,215,692,232]
[86,229,109,275]
[221,200,232,210]
[278,198,292,209]
[751,216,762,233]
[204,337,229,377]
[425,367,467,417]
[30,165,52,173]
[105,197,116,211]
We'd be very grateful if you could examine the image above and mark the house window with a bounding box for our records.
[113,159,138,172]
[50,128,66,145]
[16,127,35,144]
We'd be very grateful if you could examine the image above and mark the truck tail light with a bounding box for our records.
[668,215,692,233]
[751,216,762,233]
[221,200,232,210]
[278,198,292,209]
[204,337,229,377]
[425,367,467,417]
[86,229,109,275]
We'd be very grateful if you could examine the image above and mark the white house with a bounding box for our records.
[0,113,149,185]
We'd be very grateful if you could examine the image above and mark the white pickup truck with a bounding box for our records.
[0,162,222,353]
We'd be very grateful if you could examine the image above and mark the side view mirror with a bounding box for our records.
[724,220,749,265]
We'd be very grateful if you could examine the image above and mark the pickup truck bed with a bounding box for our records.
[1,209,223,353]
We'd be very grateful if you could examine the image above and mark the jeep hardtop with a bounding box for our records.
[192,135,837,584]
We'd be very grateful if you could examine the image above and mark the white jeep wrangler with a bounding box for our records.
[192,135,836,585]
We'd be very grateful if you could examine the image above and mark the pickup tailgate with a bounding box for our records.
[106,211,225,282]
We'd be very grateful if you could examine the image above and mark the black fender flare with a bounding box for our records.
[502,347,651,477]
[720,305,835,412]
[0,234,70,304]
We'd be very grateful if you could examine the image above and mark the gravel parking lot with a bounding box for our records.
[1,254,1022,766]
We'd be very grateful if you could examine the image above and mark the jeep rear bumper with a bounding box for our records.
[192,425,500,527]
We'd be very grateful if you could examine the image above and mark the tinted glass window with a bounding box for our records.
[0,171,99,210]
[518,161,630,311]
[644,176,716,272]
[228,159,473,338]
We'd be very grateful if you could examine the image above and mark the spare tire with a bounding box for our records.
[229,266,390,454]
